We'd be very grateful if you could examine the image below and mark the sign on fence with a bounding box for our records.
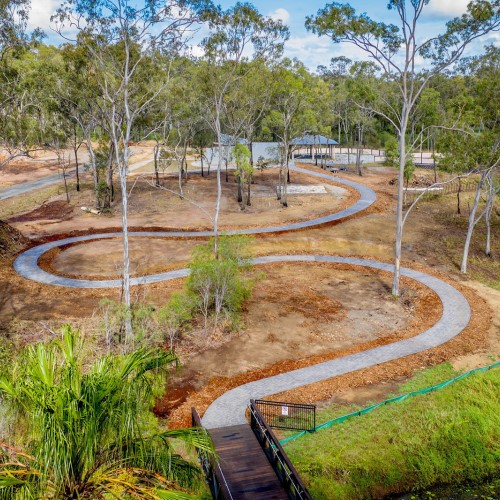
[254,400,316,432]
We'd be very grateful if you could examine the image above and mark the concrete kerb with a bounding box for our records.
[201,256,471,428]
[14,166,376,288]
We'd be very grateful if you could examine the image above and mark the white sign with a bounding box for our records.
[281,406,289,416]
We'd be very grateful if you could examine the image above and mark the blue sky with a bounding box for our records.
[30,1,499,71]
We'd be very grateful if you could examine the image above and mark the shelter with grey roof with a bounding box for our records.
[292,135,339,165]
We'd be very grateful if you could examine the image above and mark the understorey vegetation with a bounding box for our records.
[99,235,256,350]
[0,326,213,499]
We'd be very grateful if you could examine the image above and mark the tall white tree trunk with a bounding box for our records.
[119,164,133,339]
[484,173,495,256]
[392,110,408,296]
[461,171,487,274]
[213,110,223,258]
[84,132,100,209]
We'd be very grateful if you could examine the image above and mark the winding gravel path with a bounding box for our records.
[14,166,376,288]
[201,255,471,428]
[11,167,471,429]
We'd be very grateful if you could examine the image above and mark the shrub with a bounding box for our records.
[384,135,416,185]
[157,291,195,350]
[187,235,254,335]
[0,326,212,498]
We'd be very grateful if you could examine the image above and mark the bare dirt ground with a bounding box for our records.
[5,169,354,239]
[0,143,153,189]
[0,154,64,188]
[155,262,441,422]
[0,160,498,429]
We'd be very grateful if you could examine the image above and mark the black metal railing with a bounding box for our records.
[249,400,312,500]
[254,399,316,432]
[191,408,234,500]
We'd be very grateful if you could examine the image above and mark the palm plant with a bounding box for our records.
[0,326,212,499]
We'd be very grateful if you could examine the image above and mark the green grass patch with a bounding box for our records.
[0,183,67,219]
[285,365,500,499]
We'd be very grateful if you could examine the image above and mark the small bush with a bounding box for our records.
[187,235,254,335]
[96,236,255,349]
[385,136,416,185]
[157,291,195,350]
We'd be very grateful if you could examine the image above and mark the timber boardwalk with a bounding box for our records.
[209,424,288,499]
[193,404,311,499]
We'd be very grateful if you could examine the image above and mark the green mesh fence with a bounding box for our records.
[280,361,500,446]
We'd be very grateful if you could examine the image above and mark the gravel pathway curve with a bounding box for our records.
[14,167,376,288]
[201,255,471,428]
[11,168,471,430]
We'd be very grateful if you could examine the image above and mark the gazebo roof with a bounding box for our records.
[217,133,247,146]
[291,134,339,146]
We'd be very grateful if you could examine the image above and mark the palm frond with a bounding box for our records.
[160,428,214,455]
[0,327,207,498]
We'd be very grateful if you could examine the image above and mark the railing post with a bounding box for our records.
[191,407,233,500]
[249,400,312,500]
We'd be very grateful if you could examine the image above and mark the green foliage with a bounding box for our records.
[384,136,399,167]
[157,292,195,350]
[286,365,500,499]
[384,135,416,183]
[233,143,253,182]
[233,143,254,205]
[233,143,251,169]
[99,298,161,346]
[187,236,254,334]
[404,156,416,185]
[0,325,212,499]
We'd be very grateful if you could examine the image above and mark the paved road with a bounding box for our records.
[0,147,148,201]
[0,171,75,201]
[201,255,471,428]
[14,166,377,287]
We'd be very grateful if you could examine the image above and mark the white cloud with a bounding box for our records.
[284,34,370,71]
[189,45,205,58]
[269,8,290,25]
[28,0,58,31]
[427,0,469,17]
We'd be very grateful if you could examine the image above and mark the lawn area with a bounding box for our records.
[284,363,500,499]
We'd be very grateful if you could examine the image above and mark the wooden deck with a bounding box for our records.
[209,424,288,499]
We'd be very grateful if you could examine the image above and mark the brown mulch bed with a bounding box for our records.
[161,262,486,429]
[8,200,75,223]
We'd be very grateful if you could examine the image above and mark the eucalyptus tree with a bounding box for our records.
[412,86,444,181]
[262,59,313,206]
[192,127,214,177]
[224,60,273,203]
[318,57,356,155]
[224,60,273,160]
[0,0,45,168]
[0,0,40,58]
[58,43,105,198]
[233,142,253,208]
[0,45,70,165]
[199,2,288,255]
[0,326,212,498]
[307,0,500,296]
[167,61,208,194]
[438,47,499,272]
[54,0,207,341]
[344,62,380,175]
